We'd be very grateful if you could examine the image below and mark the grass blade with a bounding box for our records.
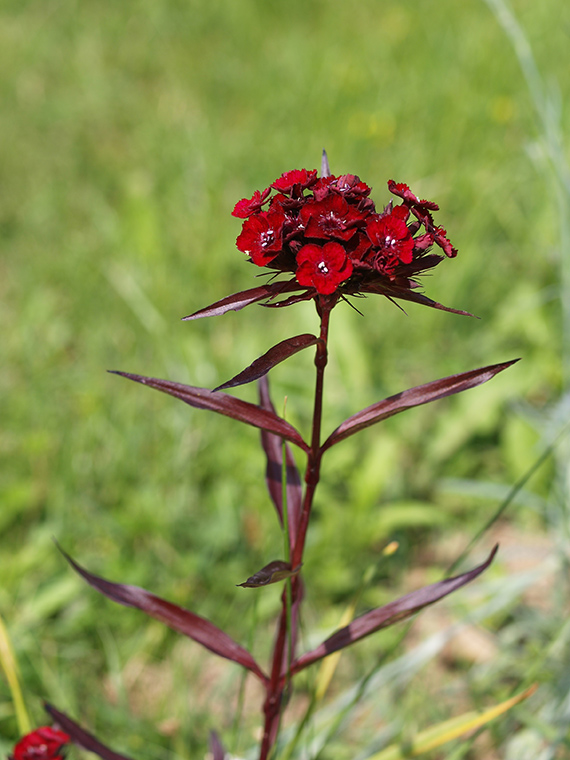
[368,684,538,759]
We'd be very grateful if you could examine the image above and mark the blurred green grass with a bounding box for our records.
[1,0,569,756]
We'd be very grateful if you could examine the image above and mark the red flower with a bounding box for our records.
[271,169,317,194]
[387,180,439,212]
[217,165,462,314]
[296,242,353,295]
[12,727,70,760]
[346,231,373,262]
[433,226,458,257]
[365,211,414,265]
[313,174,371,201]
[236,210,285,265]
[299,194,363,242]
[232,188,271,218]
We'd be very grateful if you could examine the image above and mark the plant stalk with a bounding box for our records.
[258,301,332,760]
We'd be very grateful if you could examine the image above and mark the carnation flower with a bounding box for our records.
[232,188,271,218]
[271,169,318,193]
[187,159,465,321]
[11,727,70,760]
[365,209,414,265]
[299,194,363,242]
[296,242,353,294]
[240,165,458,299]
[236,210,286,265]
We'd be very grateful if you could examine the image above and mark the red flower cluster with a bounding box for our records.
[10,727,70,760]
[233,168,457,298]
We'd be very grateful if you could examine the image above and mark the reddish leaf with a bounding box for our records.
[44,704,134,760]
[291,546,498,674]
[357,280,474,316]
[322,360,519,451]
[182,281,304,320]
[237,560,301,588]
[209,731,226,760]
[59,547,268,682]
[215,334,318,391]
[262,291,315,309]
[110,371,309,452]
[259,376,303,549]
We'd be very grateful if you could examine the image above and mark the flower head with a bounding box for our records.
[230,164,460,310]
[11,727,70,760]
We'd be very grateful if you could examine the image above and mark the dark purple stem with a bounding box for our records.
[258,299,332,760]
[292,300,331,569]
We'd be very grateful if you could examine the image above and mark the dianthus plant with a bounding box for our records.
[19,153,517,760]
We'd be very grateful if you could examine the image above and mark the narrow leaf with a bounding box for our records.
[182,281,304,320]
[110,371,309,452]
[291,546,497,674]
[44,704,134,760]
[259,376,303,548]
[59,547,268,682]
[357,281,474,316]
[322,360,519,451]
[209,730,227,760]
[368,684,538,759]
[215,334,318,391]
[237,561,301,588]
[262,291,315,309]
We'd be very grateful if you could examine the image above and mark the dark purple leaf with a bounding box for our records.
[110,371,309,452]
[262,291,315,309]
[59,547,268,682]
[237,560,301,588]
[44,704,134,760]
[215,334,318,392]
[259,376,303,549]
[182,281,304,320]
[322,360,519,451]
[209,730,226,760]
[357,280,474,316]
[291,546,498,674]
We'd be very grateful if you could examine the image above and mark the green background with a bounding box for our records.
[1,0,568,757]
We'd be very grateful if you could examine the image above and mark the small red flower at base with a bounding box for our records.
[11,727,70,760]
[296,242,353,295]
